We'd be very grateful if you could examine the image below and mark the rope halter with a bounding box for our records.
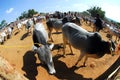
[34,43,42,47]
[109,41,114,56]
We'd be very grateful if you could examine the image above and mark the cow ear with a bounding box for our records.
[107,41,111,47]
[47,42,54,50]
[94,32,102,41]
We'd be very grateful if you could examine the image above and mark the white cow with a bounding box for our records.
[7,27,13,39]
[32,20,55,74]
[62,22,116,66]
[0,31,7,44]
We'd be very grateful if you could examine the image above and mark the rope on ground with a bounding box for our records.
[0,43,42,48]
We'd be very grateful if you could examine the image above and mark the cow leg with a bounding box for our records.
[83,56,88,67]
[75,51,85,66]
[63,35,67,56]
[48,28,53,42]
[118,37,120,41]
[56,29,59,34]
[93,26,96,32]
[116,36,119,43]
[68,42,73,55]
[50,35,54,42]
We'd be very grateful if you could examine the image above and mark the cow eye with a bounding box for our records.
[110,47,115,56]
[110,47,113,51]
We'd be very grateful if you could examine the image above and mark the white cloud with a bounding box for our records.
[73,2,120,22]
[6,8,14,14]
[72,3,89,12]
[101,3,120,22]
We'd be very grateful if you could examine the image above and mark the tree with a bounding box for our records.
[18,9,38,20]
[116,22,120,28]
[40,12,46,16]
[19,16,24,20]
[27,9,38,18]
[81,11,90,16]
[87,6,105,19]
[0,20,7,29]
[21,11,28,18]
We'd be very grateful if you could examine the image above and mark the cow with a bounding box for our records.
[26,19,34,35]
[62,22,116,67]
[46,18,63,42]
[32,19,56,74]
[105,24,120,43]
[46,17,81,42]
[17,22,22,31]
[0,36,4,44]
[7,27,13,39]
[0,30,7,44]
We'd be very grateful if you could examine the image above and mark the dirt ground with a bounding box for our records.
[0,21,119,80]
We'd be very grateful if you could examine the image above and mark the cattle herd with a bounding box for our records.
[0,11,120,75]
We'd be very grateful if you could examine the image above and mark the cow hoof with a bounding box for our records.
[70,53,74,55]
[82,65,86,67]
[72,65,77,68]
[62,55,66,58]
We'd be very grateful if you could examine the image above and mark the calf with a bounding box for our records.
[32,21,56,74]
[46,18,63,41]
[62,22,116,66]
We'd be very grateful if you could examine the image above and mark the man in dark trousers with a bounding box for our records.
[94,14,103,32]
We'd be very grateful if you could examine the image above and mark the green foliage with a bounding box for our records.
[80,11,90,16]
[117,22,120,26]
[0,20,7,29]
[18,9,38,20]
[87,6,105,19]
[40,12,46,16]
[21,11,28,18]
[116,22,120,28]
[28,9,38,18]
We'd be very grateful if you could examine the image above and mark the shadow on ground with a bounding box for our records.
[53,54,92,80]
[20,32,29,40]
[22,50,92,80]
[22,50,39,80]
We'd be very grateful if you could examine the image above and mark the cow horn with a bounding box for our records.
[34,43,42,47]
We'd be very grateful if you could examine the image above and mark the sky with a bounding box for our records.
[0,0,120,23]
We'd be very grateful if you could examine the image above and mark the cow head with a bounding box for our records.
[108,40,116,56]
[35,44,56,74]
[99,40,116,56]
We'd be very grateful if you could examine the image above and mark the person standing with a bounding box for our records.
[94,14,103,32]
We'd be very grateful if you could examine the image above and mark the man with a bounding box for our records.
[94,14,103,32]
